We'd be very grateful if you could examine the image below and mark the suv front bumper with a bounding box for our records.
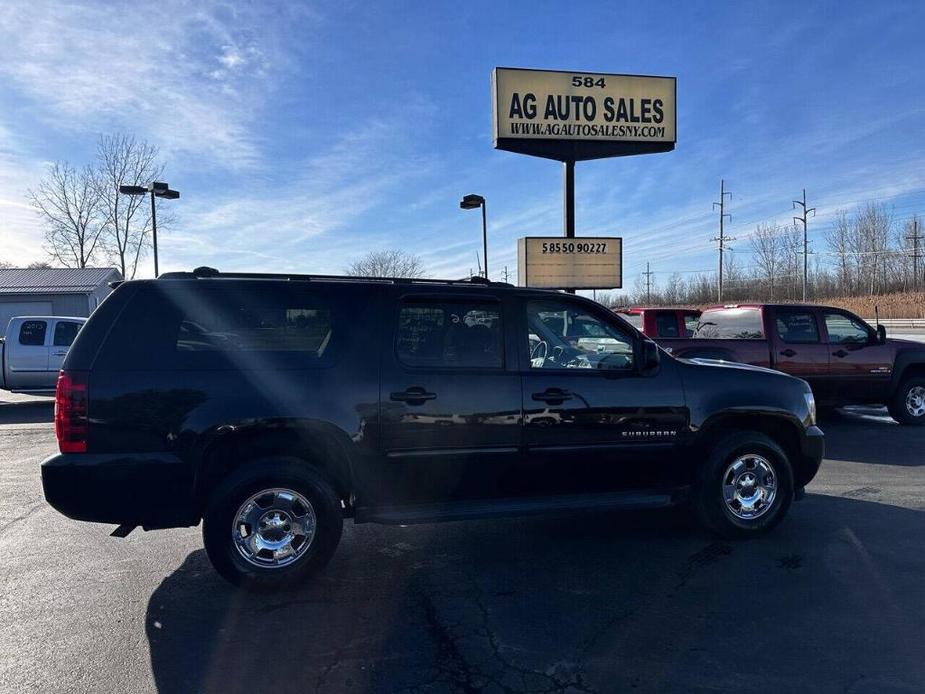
[796,425,825,488]
[42,452,197,529]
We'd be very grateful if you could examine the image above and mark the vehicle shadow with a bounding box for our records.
[146,495,925,693]
[819,407,925,467]
[0,400,53,425]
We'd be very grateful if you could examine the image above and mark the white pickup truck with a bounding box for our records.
[0,316,86,393]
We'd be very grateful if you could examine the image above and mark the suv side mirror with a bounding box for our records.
[876,324,887,344]
[642,339,660,371]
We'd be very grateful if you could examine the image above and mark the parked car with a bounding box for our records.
[0,316,86,393]
[615,307,702,338]
[654,303,925,424]
[42,269,823,590]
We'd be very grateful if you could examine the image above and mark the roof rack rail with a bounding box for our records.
[156,267,513,288]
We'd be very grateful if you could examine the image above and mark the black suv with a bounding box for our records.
[43,269,824,589]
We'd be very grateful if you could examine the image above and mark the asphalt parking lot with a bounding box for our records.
[1,399,925,693]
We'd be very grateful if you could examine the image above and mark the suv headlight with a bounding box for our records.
[804,391,817,426]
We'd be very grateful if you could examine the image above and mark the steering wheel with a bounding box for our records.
[531,340,548,360]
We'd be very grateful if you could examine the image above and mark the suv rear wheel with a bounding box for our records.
[202,458,343,590]
[693,431,794,538]
[889,377,925,426]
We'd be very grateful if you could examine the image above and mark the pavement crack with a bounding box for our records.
[675,541,733,589]
[0,500,44,537]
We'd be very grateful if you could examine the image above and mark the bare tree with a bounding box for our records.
[827,210,853,294]
[0,259,12,269]
[27,261,54,269]
[345,250,426,278]
[96,135,165,279]
[750,224,783,300]
[30,162,105,268]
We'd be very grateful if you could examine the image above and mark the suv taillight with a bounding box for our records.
[55,370,88,453]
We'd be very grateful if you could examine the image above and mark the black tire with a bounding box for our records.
[202,457,343,591]
[888,377,925,426]
[693,431,794,539]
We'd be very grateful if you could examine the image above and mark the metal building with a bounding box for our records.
[0,268,122,337]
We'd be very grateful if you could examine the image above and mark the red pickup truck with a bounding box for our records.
[615,307,702,339]
[652,303,925,424]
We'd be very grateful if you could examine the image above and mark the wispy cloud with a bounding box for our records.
[0,0,312,169]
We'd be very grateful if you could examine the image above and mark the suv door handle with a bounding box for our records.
[390,387,437,405]
[532,388,573,404]
[832,349,848,358]
[779,349,796,357]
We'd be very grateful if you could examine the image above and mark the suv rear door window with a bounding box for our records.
[654,313,680,338]
[776,310,820,344]
[396,300,502,368]
[695,308,764,339]
[18,321,47,346]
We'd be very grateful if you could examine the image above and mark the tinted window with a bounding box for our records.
[824,313,870,344]
[684,314,700,337]
[53,321,81,347]
[695,308,764,339]
[776,311,819,344]
[655,313,680,338]
[18,321,46,346]
[397,300,502,368]
[528,300,634,371]
[96,282,353,371]
[176,307,331,354]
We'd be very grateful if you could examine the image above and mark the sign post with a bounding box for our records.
[492,67,676,289]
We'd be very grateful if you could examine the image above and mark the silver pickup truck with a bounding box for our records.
[1,316,86,393]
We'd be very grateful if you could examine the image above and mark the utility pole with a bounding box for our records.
[907,217,923,292]
[642,261,655,304]
[712,179,734,302]
[502,265,510,283]
[793,188,816,302]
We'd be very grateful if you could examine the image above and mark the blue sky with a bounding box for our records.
[1,1,924,288]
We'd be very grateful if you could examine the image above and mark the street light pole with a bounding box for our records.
[481,199,488,279]
[460,194,488,279]
[118,181,179,279]
[150,189,159,278]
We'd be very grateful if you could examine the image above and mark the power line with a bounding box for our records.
[642,261,655,304]
[793,188,816,301]
[712,179,734,302]
[908,217,923,291]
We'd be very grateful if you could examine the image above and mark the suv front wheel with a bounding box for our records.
[693,431,794,538]
[202,458,344,590]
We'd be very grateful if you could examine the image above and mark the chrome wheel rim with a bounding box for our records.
[722,454,777,520]
[232,488,316,569]
[906,386,925,418]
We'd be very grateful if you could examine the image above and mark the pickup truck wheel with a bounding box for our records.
[202,458,343,591]
[889,377,925,425]
[694,432,794,538]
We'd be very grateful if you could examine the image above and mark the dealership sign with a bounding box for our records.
[518,237,622,289]
[493,68,676,161]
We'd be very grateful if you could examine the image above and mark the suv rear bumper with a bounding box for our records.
[42,452,197,529]
[796,425,825,487]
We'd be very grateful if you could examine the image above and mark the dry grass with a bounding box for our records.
[822,292,925,319]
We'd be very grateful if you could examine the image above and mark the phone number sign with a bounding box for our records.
[517,236,622,289]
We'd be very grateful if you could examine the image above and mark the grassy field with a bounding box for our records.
[821,291,925,319]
